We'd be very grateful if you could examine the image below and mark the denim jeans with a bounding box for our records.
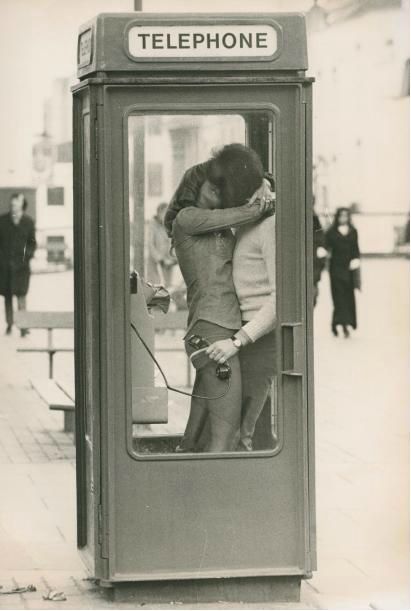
[239,329,276,450]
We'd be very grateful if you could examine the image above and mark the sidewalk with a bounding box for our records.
[308,258,409,609]
[0,259,409,610]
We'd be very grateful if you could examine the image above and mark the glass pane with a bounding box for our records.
[128,112,278,457]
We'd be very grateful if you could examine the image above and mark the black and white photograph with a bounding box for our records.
[0,0,409,609]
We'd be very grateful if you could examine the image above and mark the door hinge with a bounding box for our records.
[98,504,109,559]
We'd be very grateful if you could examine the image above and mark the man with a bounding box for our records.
[0,194,36,336]
[206,192,277,451]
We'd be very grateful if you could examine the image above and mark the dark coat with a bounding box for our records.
[0,213,36,297]
[325,225,360,328]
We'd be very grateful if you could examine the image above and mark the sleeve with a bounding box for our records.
[174,203,264,236]
[241,218,276,343]
[325,228,334,252]
[351,228,360,259]
[313,214,325,250]
[164,162,209,237]
[25,218,36,261]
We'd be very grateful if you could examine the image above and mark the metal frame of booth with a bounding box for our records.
[72,12,315,603]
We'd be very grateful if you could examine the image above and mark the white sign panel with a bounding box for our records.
[128,25,277,60]
[78,29,92,67]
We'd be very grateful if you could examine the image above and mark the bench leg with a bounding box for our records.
[64,411,75,434]
[48,351,56,379]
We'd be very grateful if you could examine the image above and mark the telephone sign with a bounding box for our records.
[127,24,278,60]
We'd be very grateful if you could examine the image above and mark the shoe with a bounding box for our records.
[332,325,338,337]
[5,325,12,335]
[175,440,196,453]
[343,326,350,338]
[20,328,29,338]
[175,444,186,453]
[237,439,253,452]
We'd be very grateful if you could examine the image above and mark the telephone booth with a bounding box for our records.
[72,12,315,603]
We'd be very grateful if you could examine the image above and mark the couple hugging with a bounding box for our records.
[165,143,276,453]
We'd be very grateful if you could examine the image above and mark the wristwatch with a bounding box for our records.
[231,336,242,350]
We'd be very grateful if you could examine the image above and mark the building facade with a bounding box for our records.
[308,0,409,253]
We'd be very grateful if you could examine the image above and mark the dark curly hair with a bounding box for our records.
[211,143,264,208]
[332,207,353,228]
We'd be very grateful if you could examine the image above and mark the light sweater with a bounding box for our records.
[232,214,276,343]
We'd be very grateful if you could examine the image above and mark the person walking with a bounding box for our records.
[0,194,36,336]
[146,202,176,286]
[325,207,360,338]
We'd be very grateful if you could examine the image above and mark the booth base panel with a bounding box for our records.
[132,433,278,454]
[102,576,301,604]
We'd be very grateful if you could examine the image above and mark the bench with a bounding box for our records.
[15,309,189,381]
[14,311,75,433]
[14,309,190,432]
[14,311,74,379]
[30,377,75,434]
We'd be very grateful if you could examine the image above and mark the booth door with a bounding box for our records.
[98,82,314,580]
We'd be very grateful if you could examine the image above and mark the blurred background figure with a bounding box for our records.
[405,214,410,246]
[313,198,327,306]
[325,206,360,338]
[146,202,176,287]
[0,193,36,336]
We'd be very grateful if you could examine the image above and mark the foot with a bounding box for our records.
[343,326,350,338]
[175,438,197,453]
[5,325,12,335]
[237,438,253,452]
[332,325,338,337]
[20,328,29,338]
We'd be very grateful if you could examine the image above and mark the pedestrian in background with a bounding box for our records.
[325,207,360,338]
[0,193,36,336]
[313,200,327,306]
[146,202,176,287]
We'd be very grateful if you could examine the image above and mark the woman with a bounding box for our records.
[325,207,361,338]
